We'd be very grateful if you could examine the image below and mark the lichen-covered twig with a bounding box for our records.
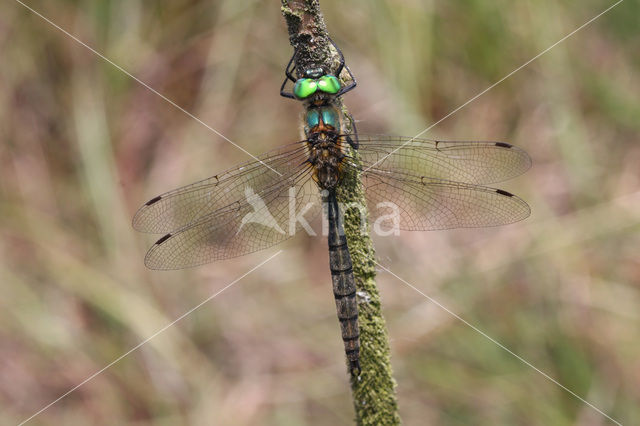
[280,1,401,424]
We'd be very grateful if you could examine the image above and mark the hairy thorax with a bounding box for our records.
[307,133,346,190]
[303,103,348,190]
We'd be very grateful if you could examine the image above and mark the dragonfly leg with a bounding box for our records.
[329,36,357,97]
[336,65,357,97]
[280,51,297,99]
[284,51,297,82]
[330,36,346,78]
[344,112,359,149]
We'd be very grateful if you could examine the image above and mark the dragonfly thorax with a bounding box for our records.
[304,103,346,189]
[307,132,346,189]
[304,105,341,137]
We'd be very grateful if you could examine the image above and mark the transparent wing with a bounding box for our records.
[133,142,309,233]
[355,135,531,185]
[359,168,530,231]
[144,167,321,270]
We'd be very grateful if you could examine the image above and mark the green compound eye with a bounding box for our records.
[317,75,341,94]
[293,78,318,99]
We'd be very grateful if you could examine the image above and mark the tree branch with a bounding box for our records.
[280,2,401,424]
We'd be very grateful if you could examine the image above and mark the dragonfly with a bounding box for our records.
[133,39,531,375]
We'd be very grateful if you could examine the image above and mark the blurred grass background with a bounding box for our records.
[1,0,639,424]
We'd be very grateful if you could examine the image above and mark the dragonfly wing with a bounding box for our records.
[133,142,309,233]
[144,168,321,269]
[360,169,530,231]
[355,135,531,185]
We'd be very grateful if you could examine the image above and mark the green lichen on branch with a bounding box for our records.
[337,154,402,425]
[280,1,401,424]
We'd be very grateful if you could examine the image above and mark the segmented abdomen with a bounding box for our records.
[326,191,360,373]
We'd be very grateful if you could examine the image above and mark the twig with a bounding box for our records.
[280,2,401,424]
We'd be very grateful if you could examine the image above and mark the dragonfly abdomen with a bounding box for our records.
[326,190,360,373]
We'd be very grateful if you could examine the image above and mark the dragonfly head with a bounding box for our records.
[303,67,326,79]
[293,71,341,101]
